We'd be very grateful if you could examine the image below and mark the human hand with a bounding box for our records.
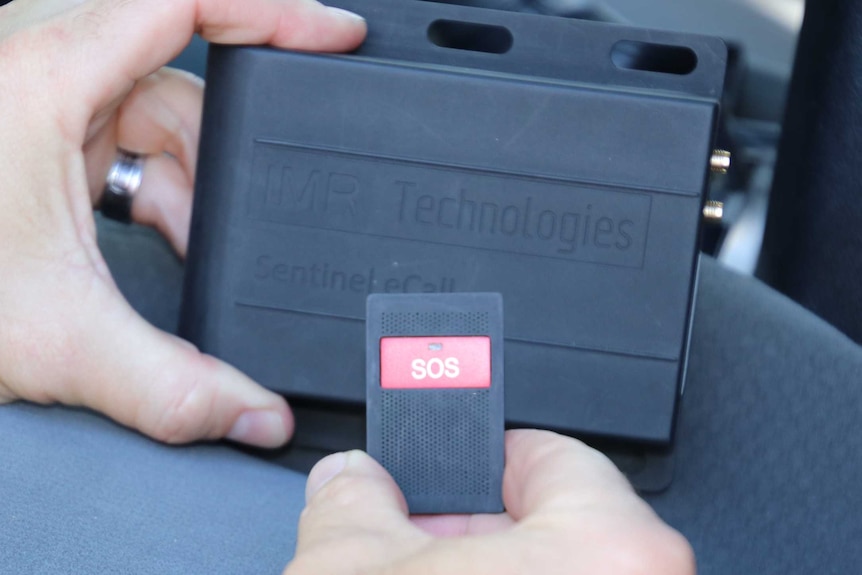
[287,429,695,575]
[0,0,365,446]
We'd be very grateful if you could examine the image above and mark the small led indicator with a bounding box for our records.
[428,343,443,351]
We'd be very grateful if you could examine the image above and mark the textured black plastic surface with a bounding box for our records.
[180,0,726,445]
[366,293,504,514]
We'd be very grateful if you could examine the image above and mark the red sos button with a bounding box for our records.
[380,336,491,389]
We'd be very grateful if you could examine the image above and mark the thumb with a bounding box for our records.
[77,286,294,446]
[1,255,293,447]
[287,451,430,574]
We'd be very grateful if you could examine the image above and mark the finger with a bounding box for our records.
[396,432,694,575]
[113,68,202,255]
[289,451,430,573]
[411,513,515,537]
[130,154,194,256]
[37,0,366,135]
[84,67,203,194]
[84,68,202,255]
[79,293,296,447]
[302,451,413,540]
[114,68,204,178]
[502,429,648,520]
[502,431,696,573]
[3,253,295,447]
[87,149,194,255]
[405,432,651,571]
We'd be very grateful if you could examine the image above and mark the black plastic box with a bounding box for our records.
[180,0,727,446]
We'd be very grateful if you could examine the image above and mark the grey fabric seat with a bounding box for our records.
[2,218,861,574]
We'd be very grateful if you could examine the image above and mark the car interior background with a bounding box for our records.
[3,0,862,574]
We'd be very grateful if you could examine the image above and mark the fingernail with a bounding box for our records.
[227,410,288,447]
[326,6,366,23]
[306,451,349,501]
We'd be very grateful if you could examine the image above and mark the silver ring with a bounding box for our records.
[100,150,144,223]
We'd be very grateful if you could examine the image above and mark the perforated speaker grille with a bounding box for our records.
[381,389,491,497]
[380,311,489,336]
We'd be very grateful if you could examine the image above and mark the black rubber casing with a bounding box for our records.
[366,293,505,514]
[180,0,727,445]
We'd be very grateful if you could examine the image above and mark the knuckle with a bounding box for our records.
[312,474,370,510]
[145,354,216,444]
[656,529,698,575]
[605,527,696,575]
[162,66,205,88]
[297,505,315,528]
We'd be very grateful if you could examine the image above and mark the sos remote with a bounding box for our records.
[366,293,505,514]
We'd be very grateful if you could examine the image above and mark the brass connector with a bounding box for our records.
[703,200,724,222]
[710,150,731,174]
